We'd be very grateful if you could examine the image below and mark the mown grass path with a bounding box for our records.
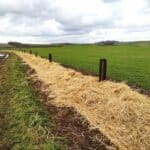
[0,54,65,150]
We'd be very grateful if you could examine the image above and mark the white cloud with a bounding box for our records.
[0,0,150,43]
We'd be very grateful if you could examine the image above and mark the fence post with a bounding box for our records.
[30,50,32,54]
[48,53,52,62]
[99,59,107,81]
[35,52,38,57]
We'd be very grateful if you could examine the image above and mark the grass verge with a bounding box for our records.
[0,54,66,149]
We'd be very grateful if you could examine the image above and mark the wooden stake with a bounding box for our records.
[99,59,107,81]
[35,52,38,57]
[48,53,52,62]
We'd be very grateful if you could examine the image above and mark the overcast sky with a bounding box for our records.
[0,0,150,44]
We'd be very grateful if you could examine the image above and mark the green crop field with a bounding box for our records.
[25,44,150,91]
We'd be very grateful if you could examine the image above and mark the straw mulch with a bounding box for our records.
[15,51,150,150]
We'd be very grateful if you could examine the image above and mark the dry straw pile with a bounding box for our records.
[15,51,150,150]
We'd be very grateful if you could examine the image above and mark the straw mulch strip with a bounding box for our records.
[14,51,150,150]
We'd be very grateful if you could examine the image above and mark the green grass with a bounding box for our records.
[27,44,150,91]
[0,54,66,149]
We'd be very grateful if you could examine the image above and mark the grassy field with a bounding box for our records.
[26,44,150,91]
[0,54,66,149]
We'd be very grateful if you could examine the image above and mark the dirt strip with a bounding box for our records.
[14,51,150,150]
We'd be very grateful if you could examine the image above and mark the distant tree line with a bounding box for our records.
[7,42,74,48]
[96,40,119,45]
[8,42,30,48]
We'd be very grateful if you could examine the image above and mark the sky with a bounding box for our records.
[0,0,150,44]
